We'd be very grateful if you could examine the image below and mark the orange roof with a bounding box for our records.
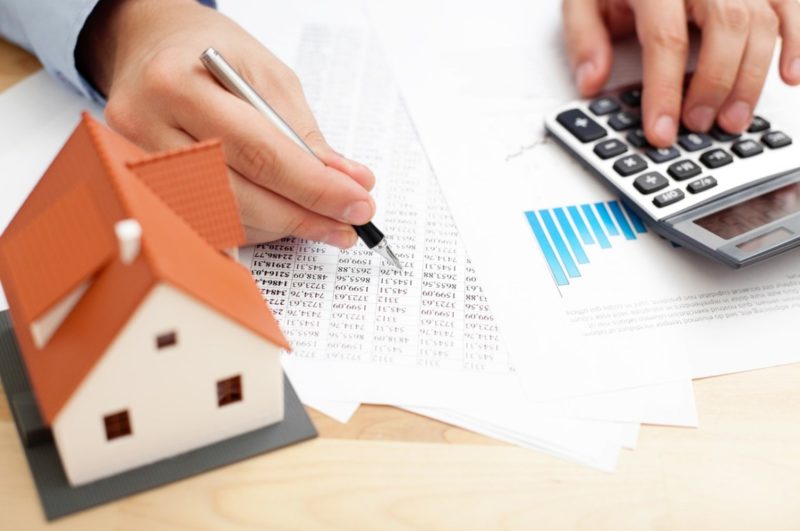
[0,113,288,424]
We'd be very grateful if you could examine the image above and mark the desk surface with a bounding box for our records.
[1,39,800,530]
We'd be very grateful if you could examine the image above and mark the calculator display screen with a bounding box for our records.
[695,182,800,240]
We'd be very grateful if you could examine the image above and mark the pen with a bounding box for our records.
[200,47,402,270]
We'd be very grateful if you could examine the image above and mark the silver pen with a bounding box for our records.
[200,47,402,270]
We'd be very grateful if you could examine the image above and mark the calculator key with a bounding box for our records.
[762,131,792,149]
[678,132,712,152]
[668,160,702,181]
[593,138,628,159]
[700,148,733,169]
[747,116,770,133]
[613,154,648,176]
[620,87,642,107]
[653,188,685,208]
[687,176,718,194]
[710,125,741,142]
[608,111,641,131]
[556,109,607,143]
[645,146,680,163]
[732,139,763,158]
[589,97,620,116]
[626,128,650,148]
[633,172,669,194]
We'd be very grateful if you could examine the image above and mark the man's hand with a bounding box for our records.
[76,0,376,247]
[563,0,800,147]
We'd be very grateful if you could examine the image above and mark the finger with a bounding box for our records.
[771,0,800,84]
[175,76,376,226]
[633,0,689,146]
[304,131,377,191]
[563,0,614,95]
[229,170,357,249]
[718,3,779,133]
[682,0,751,132]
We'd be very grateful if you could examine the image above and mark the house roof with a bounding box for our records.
[0,113,289,424]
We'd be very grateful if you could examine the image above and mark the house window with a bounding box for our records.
[104,410,132,440]
[156,331,177,349]
[217,375,243,407]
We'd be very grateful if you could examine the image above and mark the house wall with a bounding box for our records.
[51,283,284,486]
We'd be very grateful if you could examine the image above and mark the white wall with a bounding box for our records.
[51,283,284,486]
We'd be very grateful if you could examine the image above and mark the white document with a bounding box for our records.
[368,0,800,383]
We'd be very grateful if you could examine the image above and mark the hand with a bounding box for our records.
[562,0,800,147]
[76,0,376,247]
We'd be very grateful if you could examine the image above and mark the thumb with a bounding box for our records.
[563,0,614,96]
[300,127,376,192]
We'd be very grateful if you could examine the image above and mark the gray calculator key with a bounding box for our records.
[645,146,680,163]
[653,188,685,207]
[747,116,770,133]
[678,132,712,152]
[732,138,763,158]
[589,97,620,116]
[593,138,628,159]
[668,159,702,181]
[710,125,741,142]
[613,154,648,176]
[633,172,669,194]
[556,109,607,143]
[626,128,649,148]
[700,148,733,169]
[687,176,718,194]
[762,131,792,149]
[608,111,641,131]
[620,87,642,107]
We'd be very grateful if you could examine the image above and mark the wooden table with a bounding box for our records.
[2,38,800,530]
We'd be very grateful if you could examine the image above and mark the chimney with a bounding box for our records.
[114,219,142,265]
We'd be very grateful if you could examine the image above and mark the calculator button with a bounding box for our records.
[589,97,621,116]
[762,131,792,149]
[593,139,628,159]
[732,139,764,158]
[678,132,712,152]
[700,148,733,169]
[645,146,680,163]
[747,116,770,133]
[633,172,668,194]
[668,160,702,181]
[653,188,685,208]
[626,128,650,148]
[710,125,741,142]
[687,176,718,194]
[613,154,648,176]
[620,87,642,107]
[556,109,607,143]
[608,111,641,131]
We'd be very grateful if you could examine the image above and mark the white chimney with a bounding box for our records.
[114,219,142,265]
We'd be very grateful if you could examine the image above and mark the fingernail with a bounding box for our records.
[722,101,751,131]
[325,230,357,249]
[687,105,715,131]
[653,115,676,144]
[790,58,800,81]
[576,61,595,93]
[342,199,374,223]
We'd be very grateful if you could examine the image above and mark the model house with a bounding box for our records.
[0,113,290,486]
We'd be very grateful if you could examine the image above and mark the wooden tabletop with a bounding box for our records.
[2,39,800,530]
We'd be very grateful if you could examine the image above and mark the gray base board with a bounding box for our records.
[0,310,317,520]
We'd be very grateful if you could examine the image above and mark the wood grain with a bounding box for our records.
[2,37,800,530]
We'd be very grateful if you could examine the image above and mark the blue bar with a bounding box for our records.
[608,201,636,241]
[580,204,611,249]
[621,201,648,234]
[554,207,589,264]
[594,202,619,236]
[539,209,581,278]
[567,205,594,245]
[525,212,569,286]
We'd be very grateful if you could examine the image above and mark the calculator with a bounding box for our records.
[544,84,800,268]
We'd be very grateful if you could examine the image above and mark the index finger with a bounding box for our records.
[633,0,689,147]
